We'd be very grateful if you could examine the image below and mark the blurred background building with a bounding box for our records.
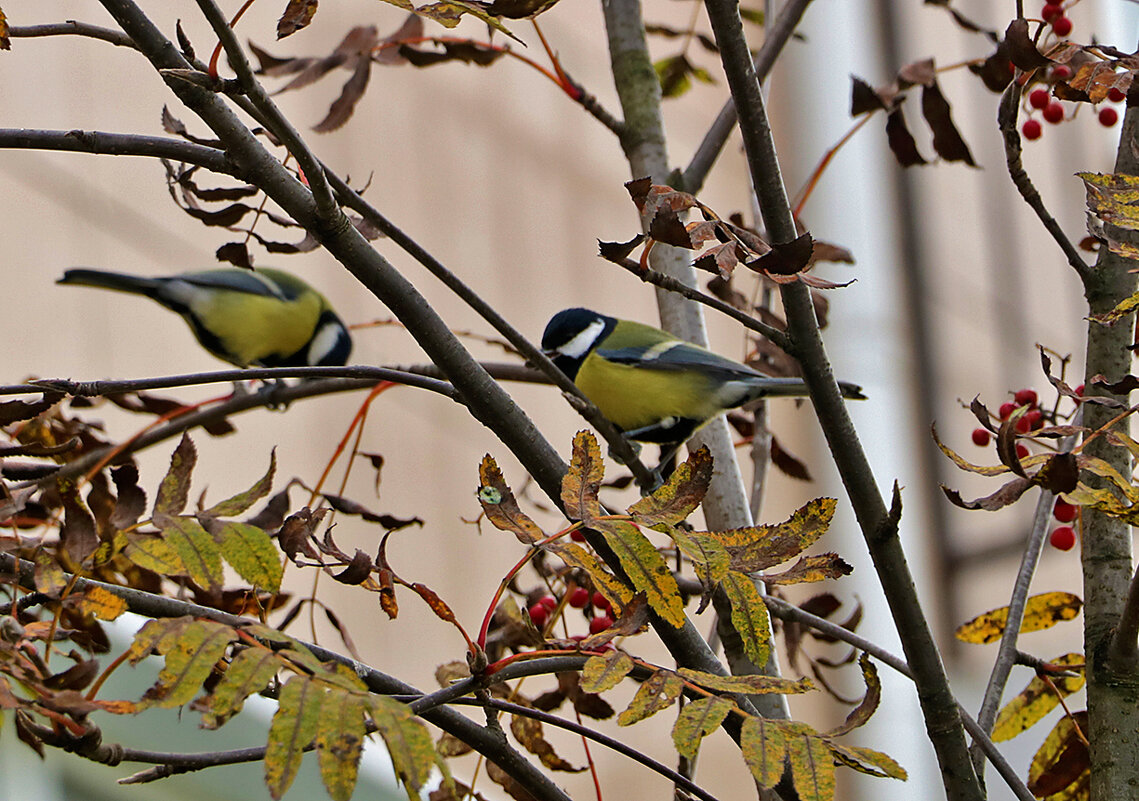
[2,1,1135,799]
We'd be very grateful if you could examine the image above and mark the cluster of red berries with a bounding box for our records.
[1049,498,1078,551]
[970,387,1044,460]
[528,588,615,635]
[1041,3,1073,37]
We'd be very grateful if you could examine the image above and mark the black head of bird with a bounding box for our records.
[542,307,862,446]
[58,267,352,368]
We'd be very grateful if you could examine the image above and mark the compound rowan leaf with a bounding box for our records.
[992,653,1085,742]
[142,620,237,709]
[593,518,684,627]
[707,497,837,572]
[154,433,197,517]
[203,449,275,518]
[160,516,224,594]
[1027,711,1089,798]
[203,646,281,729]
[956,592,1083,644]
[368,695,436,796]
[677,668,812,696]
[217,521,284,592]
[617,670,684,725]
[627,446,712,527]
[785,725,836,801]
[672,696,733,759]
[478,454,544,544]
[267,675,325,799]
[742,715,788,788]
[317,689,367,801]
[581,651,635,693]
[721,570,771,666]
[562,431,604,522]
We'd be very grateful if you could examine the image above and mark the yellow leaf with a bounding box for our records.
[561,431,604,523]
[33,550,66,596]
[548,541,634,612]
[786,725,836,801]
[664,525,730,583]
[581,651,634,693]
[721,570,772,666]
[143,620,237,709]
[1027,711,1089,799]
[368,695,436,795]
[617,670,684,726]
[123,530,185,576]
[826,741,908,780]
[76,585,128,621]
[592,518,685,627]
[956,592,1083,644]
[992,653,1085,742]
[477,454,545,544]
[161,516,224,593]
[932,425,1012,477]
[706,497,837,572]
[677,668,813,696]
[741,715,787,788]
[202,646,281,729]
[627,446,712,526]
[672,696,733,759]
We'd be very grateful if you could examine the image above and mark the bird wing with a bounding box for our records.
[173,270,289,301]
[596,340,764,382]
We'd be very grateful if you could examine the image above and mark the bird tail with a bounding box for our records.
[751,377,866,401]
[58,268,164,299]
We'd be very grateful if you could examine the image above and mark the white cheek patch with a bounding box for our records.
[307,321,344,365]
[557,318,606,359]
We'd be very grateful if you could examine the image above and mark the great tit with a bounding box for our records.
[57,267,352,368]
[542,307,862,446]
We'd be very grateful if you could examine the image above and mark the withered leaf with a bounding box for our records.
[885,106,927,167]
[851,76,888,116]
[968,38,1014,93]
[1035,452,1078,494]
[216,242,254,269]
[749,232,814,276]
[921,80,976,166]
[332,549,374,585]
[277,0,319,39]
[399,40,506,68]
[771,436,812,481]
[941,477,1033,511]
[322,493,423,530]
[1004,18,1052,71]
[313,56,371,133]
[598,234,646,264]
[278,507,327,560]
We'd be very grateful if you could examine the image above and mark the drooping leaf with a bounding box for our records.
[593,519,685,627]
[216,521,284,592]
[142,620,237,709]
[721,570,771,666]
[992,653,1086,742]
[316,690,367,801]
[677,668,813,696]
[478,454,545,544]
[33,550,67,596]
[921,79,976,166]
[58,480,98,565]
[741,715,788,788]
[955,592,1083,644]
[672,696,733,759]
[368,695,436,796]
[617,670,684,725]
[278,0,319,39]
[827,654,880,736]
[826,741,908,780]
[510,712,585,771]
[1027,711,1089,798]
[885,105,927,167]
[562,431,605,523]
[202,646,281,728]
[266,675,326,799]
[785,725,836,801]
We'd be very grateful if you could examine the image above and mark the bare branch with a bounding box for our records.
[10,21,137,48]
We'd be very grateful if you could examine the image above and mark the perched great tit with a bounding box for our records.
[57,267,352,368]
[542,308,863,446]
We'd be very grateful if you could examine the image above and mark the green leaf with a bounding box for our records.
[266,675,325,800]
[593,519,685,627]
[123,531,185,576]
[154,433,197,517]
[161,516,224,593]
[721,570,772,666]
[316,690,367,801]
[202,646,281,729]
[217,521,284,592]
[581,651,635,693]
[741,715,787,788]
[142,620,237,709]
[368,695,436,796]
[203,448,276,517]
[672,696,733,759]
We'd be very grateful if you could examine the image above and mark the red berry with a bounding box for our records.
[591,592,611,613]
[1016,443,1030,460]
[1028,89,1051,110]
[1053,499,1077,523]
[589,614,614,634]
[538,594,558,610]
[1099,107,1119,127]
[1108,87,1127,103]
[1041,3,1063,22]
[570,529,586,542]
[1043,102,1065,124]
[529,604,549,627]
[1022,119,1043,140]
[568,587,590,608]
[971,428,991,447]
[1014,388,1038,407]
[1015,416,1033,434]
[1025,409,1044,430]
[1051,16,1072,37]
[1052,64,1073,80]
[999,402,1018,420]
[1075,383,1085,397]
[1050,526,1077,551]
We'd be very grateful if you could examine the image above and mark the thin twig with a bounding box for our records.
[0,128,231,172]
[10,21,138,48]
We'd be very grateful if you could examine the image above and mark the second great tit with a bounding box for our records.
[542,308,862,446]
[58,267,352,369]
